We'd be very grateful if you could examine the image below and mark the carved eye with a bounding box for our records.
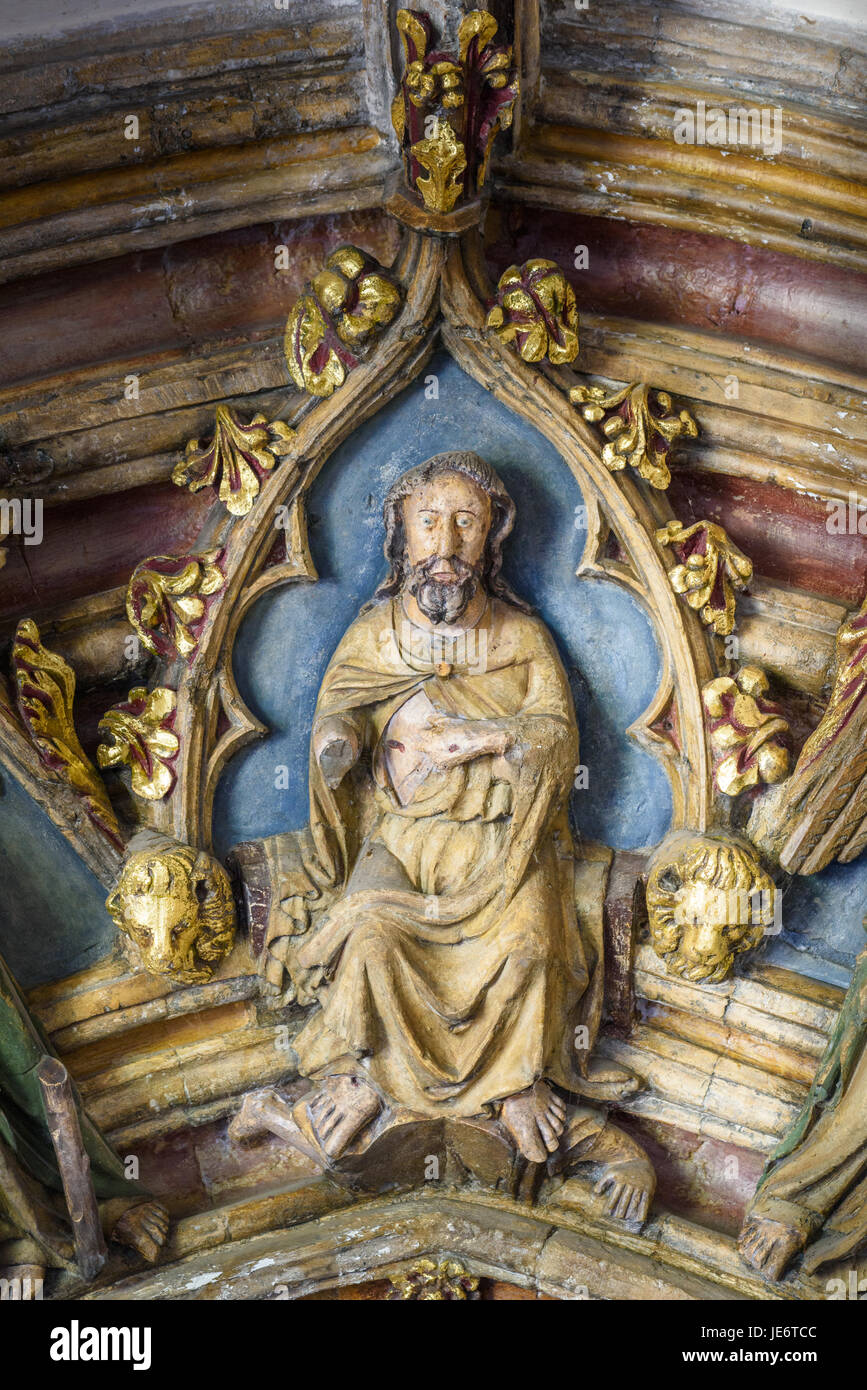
[657,867,682,894]
[194,878,209,905]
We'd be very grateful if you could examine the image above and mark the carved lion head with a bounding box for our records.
[106,834,236,985]
[646,833,775,984]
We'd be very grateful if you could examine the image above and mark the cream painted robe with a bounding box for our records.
[257,594,602,1117]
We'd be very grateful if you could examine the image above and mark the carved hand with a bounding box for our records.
[424,716,511,769]
[594,1158,654,1224]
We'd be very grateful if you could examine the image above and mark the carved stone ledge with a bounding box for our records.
[78,1188,838,1302]
[384,174,484,235]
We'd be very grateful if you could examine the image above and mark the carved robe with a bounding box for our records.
[746,944,867,1272]
[250,594,604,1117]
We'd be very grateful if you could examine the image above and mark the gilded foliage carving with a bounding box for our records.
[702,666,791,796]
[284,246,402,397]
[391,8,518,212]
[126,550,225,663]
[412,120,467,213]
[173,406,295,517]
[656,519,752,636]
[11,619,120,843]
[97,687,179,801]
[386,1259,480,1300]
[569,383,698,489]
[486,259,579,365]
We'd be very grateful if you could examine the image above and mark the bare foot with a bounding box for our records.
[308,1073,382,1159]
[500,1081,567,1163]
[738,1216,805,1281]
[595,1159,654,1223]
[110,1201,170,1264]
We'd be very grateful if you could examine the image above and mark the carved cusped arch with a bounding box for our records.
[147,229,714,854]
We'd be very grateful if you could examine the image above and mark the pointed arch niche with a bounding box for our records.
[147,232,715,857]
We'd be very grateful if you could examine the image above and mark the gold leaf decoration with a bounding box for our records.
[410,120,467,212]
[172,406,295,517]
[702,666,791,796]
[569,382,698,489]
[11,619,121,842]
[97,687,179,801]
[657,519,753,636]
[284,246,402,398]
[127,550,224,662]
[386,1259,480,1301]
[391,8,518,209]
[486,259,579,365]
[798,592,867,774]
[106,837,236,985]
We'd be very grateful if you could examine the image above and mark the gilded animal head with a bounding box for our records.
[646,834,775,984]
[107,835,236,985]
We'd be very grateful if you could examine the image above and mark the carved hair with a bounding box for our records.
[374,450,532,612]
[106,834,236,983]
[646,833,774,980]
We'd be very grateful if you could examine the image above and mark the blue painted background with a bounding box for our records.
[213,353,672,859]
[0,768,116,987]
[764,857,867,988]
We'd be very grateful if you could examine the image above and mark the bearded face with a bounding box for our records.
[406,553,481,624]
[400,471,492,625]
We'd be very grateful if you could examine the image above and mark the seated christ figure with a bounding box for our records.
[237,451,610,1165]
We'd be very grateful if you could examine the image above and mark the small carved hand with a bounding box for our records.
[595,1159,654,1223]
[110,1200,170,1264]
[424,716,511,769]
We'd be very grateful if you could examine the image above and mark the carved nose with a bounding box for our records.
[688,923,723,959]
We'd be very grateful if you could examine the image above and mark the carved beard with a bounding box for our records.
[406,555,481,624]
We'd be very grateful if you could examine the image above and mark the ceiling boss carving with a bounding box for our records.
[0,0,864,1310]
